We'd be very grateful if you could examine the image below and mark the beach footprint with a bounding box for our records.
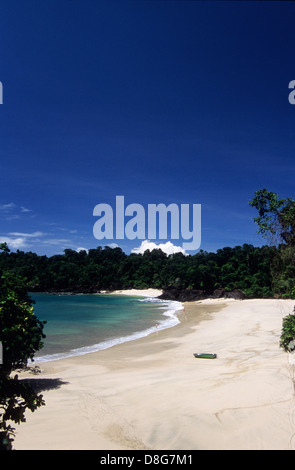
[79,392,148,450]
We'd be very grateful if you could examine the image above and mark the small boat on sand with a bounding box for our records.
[193,353,217,359]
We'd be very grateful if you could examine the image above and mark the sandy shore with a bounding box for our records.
[103,288,163,297]
[14,297,295,450]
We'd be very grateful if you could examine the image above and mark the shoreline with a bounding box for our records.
[29,288,164,297]
[100,288,163,297]
[32,289,181,364]
[14,297,295,450]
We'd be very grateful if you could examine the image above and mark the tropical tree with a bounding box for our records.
[249,189,295,298]
[0,243,46,449]
[249,189,295,246]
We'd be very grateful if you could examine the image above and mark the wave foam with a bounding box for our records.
[34,298,183,363]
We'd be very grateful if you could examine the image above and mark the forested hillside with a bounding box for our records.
[0,243,293,299]
[0,189,294,299]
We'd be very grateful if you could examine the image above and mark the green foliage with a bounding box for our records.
[249,189,295,246]
[280,309,295,352]
[249,189,295,298]
[0,374,45,449]
[0,243,277,298]
[0,244,46,450]
[0,272,46,376]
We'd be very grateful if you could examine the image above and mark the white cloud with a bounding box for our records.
[0,231,45,251]
[0,236,28,250]
[9,231,45,238]
[0,202,17,212]
[1,222,90,254]
[76,247,89,253]
[131,240,187,256]
[107,243,119,249]
[0,202,34,220]
[20,206,32,213]
[43,238,72,246]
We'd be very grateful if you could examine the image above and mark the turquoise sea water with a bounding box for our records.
[30,293,183,362]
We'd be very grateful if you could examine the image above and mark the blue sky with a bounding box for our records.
[1,0,295,256]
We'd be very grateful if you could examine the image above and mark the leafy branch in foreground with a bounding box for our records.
[0,374,45,449]
[0,243,46,450]
[280,308,295,353]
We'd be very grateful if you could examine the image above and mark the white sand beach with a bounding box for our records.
[105,288,163,297]
[14,297,295,450]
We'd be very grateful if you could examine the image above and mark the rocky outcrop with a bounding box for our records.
[158,287,247,302]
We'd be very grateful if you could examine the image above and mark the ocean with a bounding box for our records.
[30,293,183,362]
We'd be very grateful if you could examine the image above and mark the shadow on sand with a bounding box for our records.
[20,377,69,393]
